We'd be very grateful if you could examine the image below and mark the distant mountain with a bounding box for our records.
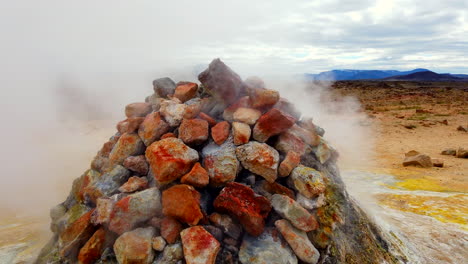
[305,68,429,81]
[384,70,463,81]
[451,74,468,79]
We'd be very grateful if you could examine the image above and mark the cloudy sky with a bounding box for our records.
[1,0,467,76]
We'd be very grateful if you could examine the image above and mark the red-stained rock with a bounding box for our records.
[289,124,320,147]
[236,142,279,183]
[198,58,246,105]
[211,121,230,145]
[161,132,176,139]
[60,209,97,259]
[275,131,307,155]
[223,96,251,122]
[78,228,106,264]
[162,184,203,226]
[117,117,145,134]
[125,102,152,118]
[123,155,149,175]
[279,151,301,177]
[261,181,295,199]
[108,188,161,235]
[271,194,318,232]
[180,226,221,264]
[183,98,203,119]
[179,119,209,145]
[180,162,209,188]
[174,82,198,103]
[91,198,115,225]
[253,108,296,142]
[202,138,240,187]
[249,88,279,110]
[198,112,217,127]
[145,138,199,184]
[233,107,261,125]
[138,112,171,146]
[99,135,120,158]
[273,97,301,120]
[160,216,183,244]
[232,122,251,145]
[114,227,156,264]
[109,133,145,165]
[213,182,271,236]
[118,176,148,193]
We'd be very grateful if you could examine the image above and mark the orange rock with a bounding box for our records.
[249,88,279,110]
[162,184,203,226]
[78,228,106,264]
[198,112,217,127]
[222,96,251,121]
[60,209,97,258]
[160,216,183,244]
[181,163,209,188]
[125,102,152,118]
[279,151,301,177]
[211,121,230,145]
[109,133,145,165]
[232,122,251,145]
[253,108,296,142]
[118,176,148,193]
[174,82,198,103]
[116,117,145,134]
[138,112,171,146]
[262,181,295,199]
[161,132,176,139]
[232,107,261,125]
[178,119,209,145]
[275,131,306,155]
[180,226,221,264]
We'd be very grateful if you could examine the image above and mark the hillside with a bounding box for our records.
[385,71,463,81]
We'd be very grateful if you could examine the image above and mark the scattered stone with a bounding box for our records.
[213,182,271,236]
[123,155,149,175]
[91,198,115,225]
[178,118,209,145]
[160,99,187,127]
[253,108,296,142]
[108,188,161,235]
[232,122,251,145]
[457,125,467,132]
[271,194,318,232]
[402,154,433,168]
[152,236,167,252]
[198,112,217,127]
[160,216,183,244]
[125,102,152,118]
[456,147,468,158]
[289,165,325,199]
[117,117,145,134]
[78,228,106,264]
[174,82,198,103]
[180,226,221,264]
[223,96,251,122]
[261,181,295,200]
[233,107,262,125]
[109,133,145,165]
[239,228,297,264]
[118,176,148,193]
[441,148,457,156]
[275,219,320,264]
[431,158,444,167]
[279,151,301,177]
[114,227,155,264]
[405,150,420,157]
[209,213,242,240]
[138,112,171,146]
[153,77,176,98]
[180,162,209,188]
[153,243,183,264]
[202,138,240,187]
[198,58,246,105]
[211,121,231,145]
[162,184,203,226]
[404,124,417,129]
[145,138,199,184]
[236,142,279,183]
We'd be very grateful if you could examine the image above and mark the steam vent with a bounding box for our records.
[37,59,407,264]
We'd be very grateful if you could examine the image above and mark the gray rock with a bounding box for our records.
[239,228,297,264]
[312,137,332,164]
[271,194,318,232]
[50,204,67,232]
[275,220,319,264]
[114,227,156,264]
[202,137,240,187]
[441,148,457,156]
[209,213,242,240]
[296,193,326,211]
[153,77,176,98]
[153,243,184,264]
[160,99,187,127]
[289,165,325,199]
[236,142,279,183]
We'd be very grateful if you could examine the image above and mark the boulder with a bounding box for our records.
[441,148,456,156]
[162,184,203,226]
[431,158,444,167]
[83,165,130,204]
[114,227,155,264]
[174,82,198,103]
[236,142,279,183]
[178,118,209,145]
[160,99,187,127]
[211,121,231,145]
[232,122,251,145]
[275,220,320,264]
[108,188,161,235]
[213,182,271,236]
[312,137,332,164]
[109,133,145,165]
[59,209,97,259]
[181,226,221,264]
[180,162,209,188]
[271,194,318,232]
[153,77,176,98]
[125,102,152,118]
[253,108,296,142]
[78,228,106,264]
[456,147,468,158]
[145,138,199,184]
[275,132,306,155]
[289,165,325,199]
[233,107,262,125]
[239,228,297,264]
[123,155,149,175]
[202,138,240,187]
[91,198,115,225]
[249,88,279,110]
[138,112,171,146]
[402,154,433,168]
[198,58,246,105]
[118,176,148,193]
[279,151,301,177]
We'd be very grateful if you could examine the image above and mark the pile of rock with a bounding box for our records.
[37,59,406,264]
